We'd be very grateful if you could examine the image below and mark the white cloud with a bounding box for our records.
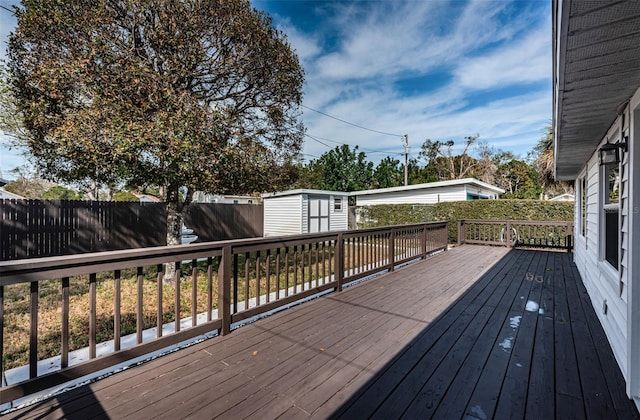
[453,24,551,90]
[284,0,552,164]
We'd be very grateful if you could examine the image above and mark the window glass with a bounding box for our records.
[603,164,620,269]
[334,198,342,211]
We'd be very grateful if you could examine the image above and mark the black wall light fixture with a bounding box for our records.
[599,136,628,166]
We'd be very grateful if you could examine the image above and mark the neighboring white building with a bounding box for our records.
[192,191,260,204]
[351,178,504,206]
[554,0,640,409]
[549,193,575,202]
[261,189,349,236]
[0,188,24,200]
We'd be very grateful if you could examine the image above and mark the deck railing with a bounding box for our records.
[0,221,447,404]
[457,219,573,251]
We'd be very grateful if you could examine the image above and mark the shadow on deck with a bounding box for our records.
[4,246,639,419]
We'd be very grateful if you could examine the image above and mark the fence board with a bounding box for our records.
[0,200,263,260]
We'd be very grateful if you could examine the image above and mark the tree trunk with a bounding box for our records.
[163,200,184,284]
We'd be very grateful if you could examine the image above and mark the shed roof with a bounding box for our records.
[261,189,350,199]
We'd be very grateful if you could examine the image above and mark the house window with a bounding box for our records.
[602,163,620,269]
[580,176,587,237]
[334,198,342,212]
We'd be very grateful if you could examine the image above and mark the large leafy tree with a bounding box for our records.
[7,0,304,251]
[372,156,403,189]
[307,145,373,192]
[419,135,482,181]
[495,159,541,199]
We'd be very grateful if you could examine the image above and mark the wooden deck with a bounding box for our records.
[3,245,638,419]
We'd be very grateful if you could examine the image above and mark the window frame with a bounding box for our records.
[601,159,621,271]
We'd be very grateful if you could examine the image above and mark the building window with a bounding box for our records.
[602,163,620,269]
[334,198,342,212]
[580,176,587,237]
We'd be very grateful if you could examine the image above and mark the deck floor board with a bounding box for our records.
[3,246,638,420]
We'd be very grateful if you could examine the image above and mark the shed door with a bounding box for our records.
[308,196,329,233]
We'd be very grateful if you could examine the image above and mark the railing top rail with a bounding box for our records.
[343,221,447,238]
[0,221,449,285]
[459,219,573,226]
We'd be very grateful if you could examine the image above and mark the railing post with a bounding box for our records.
[421,224,428,259]
[389,229,396,272]
[218,245,232,336]
[443,222,448,251]
[334,233,344,292]
[506,220,512,248]
[457,220,464,246]
[567,221,574,252]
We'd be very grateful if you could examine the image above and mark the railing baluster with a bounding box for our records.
[308,244,313,289]
[233,254,238,314]
[207,258,213,322]
[137,267,143,344]
[293,246,298,294]
[256,251,261,306]
[89,273,96,359]
[300,245,305,291]
[174,261,181,333]
[328,241,333,282]
[389,229,396,271]
[244,252,250,309]
[265,250,271,304]
[61,277,69,367]
[335,233,343,292]
[284,247,289,297]
[276,248,281,299]
[29,281,38,378]
[192,259,198,327]
[114,270,122,349]
[155,265,162,338]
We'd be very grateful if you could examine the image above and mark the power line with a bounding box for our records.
[305,133,403,156]
[301,104,404,137]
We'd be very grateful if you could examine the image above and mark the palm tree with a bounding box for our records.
[534,124,572,196]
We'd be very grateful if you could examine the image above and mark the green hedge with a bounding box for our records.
[356,200,574,243]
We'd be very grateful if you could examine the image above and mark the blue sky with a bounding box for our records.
[0,0,552,179]
[254,0,552,164]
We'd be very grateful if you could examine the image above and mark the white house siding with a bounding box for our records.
[263,195,302,237]
[355,186,466,206]
[573,117,629,381]
[627,90,640,399]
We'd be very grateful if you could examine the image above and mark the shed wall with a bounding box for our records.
[329,195,349,231]
[263,195,302,236]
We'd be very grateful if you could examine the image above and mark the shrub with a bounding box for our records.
[356,200,574,243]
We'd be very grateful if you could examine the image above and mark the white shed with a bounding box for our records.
[261,189,349,237]
[351,178,504,206]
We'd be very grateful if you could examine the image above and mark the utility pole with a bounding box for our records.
[403,134,410,186]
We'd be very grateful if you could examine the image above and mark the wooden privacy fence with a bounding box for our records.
[0,221,448,404]
[457,219,574,251]
[0,200,263,260]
